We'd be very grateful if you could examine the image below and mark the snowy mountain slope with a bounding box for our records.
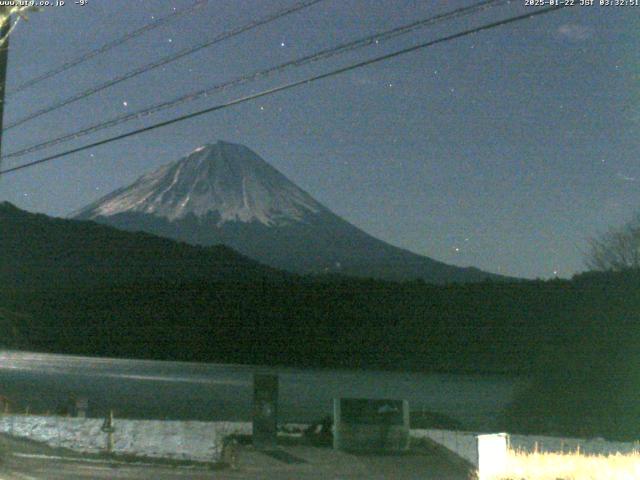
[76,142,323,225]
[75,141,504,283]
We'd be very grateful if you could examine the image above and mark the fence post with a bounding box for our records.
[101,410,115,455]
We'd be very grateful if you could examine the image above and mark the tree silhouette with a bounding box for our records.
[587,213,640,271]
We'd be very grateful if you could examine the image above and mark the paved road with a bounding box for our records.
[1,443,472,480]
[1,457,218,480]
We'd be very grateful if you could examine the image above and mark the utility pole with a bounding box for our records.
[0,7,10,165]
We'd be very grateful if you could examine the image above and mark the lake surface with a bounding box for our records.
[0,351,525,430]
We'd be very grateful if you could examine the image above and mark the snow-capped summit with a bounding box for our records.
[75,141,505,283]
[75,141,323,226]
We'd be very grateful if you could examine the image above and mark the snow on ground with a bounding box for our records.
[0,415,251,462]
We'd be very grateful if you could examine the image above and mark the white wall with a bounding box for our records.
[0,415,251,462]
[476,433,508,480]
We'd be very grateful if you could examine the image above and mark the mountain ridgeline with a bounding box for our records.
[74,141,502,283]
[0,201,287,290]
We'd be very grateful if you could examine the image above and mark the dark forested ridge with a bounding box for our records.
[2,202,638,370]
[6,272,638,374]
[0,201,289,289]
[2,202,639,439]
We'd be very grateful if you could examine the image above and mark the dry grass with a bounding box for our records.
[489,448,640,480]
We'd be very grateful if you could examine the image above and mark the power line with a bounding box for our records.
[0,4,567,178]
[2,0,509,162]
[7,1,208,96]
[3,0,325,131]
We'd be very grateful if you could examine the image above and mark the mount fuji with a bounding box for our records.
[74,141,501,283]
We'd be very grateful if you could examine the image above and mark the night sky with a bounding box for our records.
[1,0,637,279]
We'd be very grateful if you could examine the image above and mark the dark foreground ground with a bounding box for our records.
[0,434,472,480]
